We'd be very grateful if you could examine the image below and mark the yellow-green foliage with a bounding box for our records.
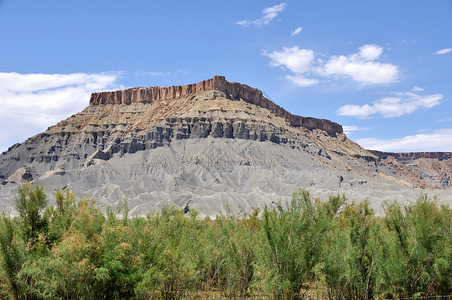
[0,185,450,299]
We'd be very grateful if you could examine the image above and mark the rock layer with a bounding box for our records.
[369,150,452,161]
[90,76,343,135]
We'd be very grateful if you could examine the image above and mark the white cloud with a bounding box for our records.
[343,125,360,132]
[285,74,318,87]
[145,71,169,77]
[134,70,189,77]
[343,126,359,136]
[342,125,370,136]
[412,86,424,92]
[263,46,315,73]
[0,72,121,152]
[263,44,399,87]
[357,44,383,61]
[356,129,452,152]
[337,91,442,119]
[434,48,452,55]
[291,27,302,36]
[237,3,287,26]
[437,117,452,123]
[321,44,398,84]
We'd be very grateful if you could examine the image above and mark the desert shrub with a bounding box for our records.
[0,215,24,299]
[258,189,334,299]
[15,182,48,248]
[45,189,77,245]
[18,231,99,299]
[16,196,106,299]
[224,210,259,298]
[375,196,452,298]
[1,185,451,299]
[217,213,257,298]
[135,207,201,299]
[192,216,224,291]
[318,200,378,300]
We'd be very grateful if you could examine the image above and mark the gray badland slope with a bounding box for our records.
[1,77,450,216]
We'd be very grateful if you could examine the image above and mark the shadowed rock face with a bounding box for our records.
[89,76,343,135]
[0,77,451,216]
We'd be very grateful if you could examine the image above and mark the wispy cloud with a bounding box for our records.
[342,125,370,136]
[412,86,424,92]
[263,44,399,87]
[356,129,452,152]
[0,72,122,152]
[343,125,360,133]
[437,117,452,123]
[291,27,302,36]
[237,3,287,26]
[148,71,169,77]
[337,91,442,119]
[134,70,189,77]
[434,48,452,55]
[285,74,319,87]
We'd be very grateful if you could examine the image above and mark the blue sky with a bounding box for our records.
[1,0,451,153]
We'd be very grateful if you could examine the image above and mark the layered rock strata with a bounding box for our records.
[370,150,452,161]
[369,150,452,188]
[90,76,343,135]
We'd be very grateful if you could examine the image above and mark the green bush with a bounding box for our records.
[0,184,450,299]
[318,200,378,300]
[375,196,452,298]
[258,190,335,299]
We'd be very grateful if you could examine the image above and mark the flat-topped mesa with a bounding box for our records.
[369,150,452,161]
[89,76,220,106]
[89,76,343,134]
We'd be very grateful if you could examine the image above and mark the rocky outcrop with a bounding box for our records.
[3,167,33,185]
[369,150,452,161]
[369,150,452,188]
[90,76,343,135]
[0,113,306,182]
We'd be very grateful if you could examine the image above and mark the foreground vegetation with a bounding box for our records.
[0,183,451,299]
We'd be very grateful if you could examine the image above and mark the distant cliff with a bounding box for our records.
[89,76,343,135]
[369,150,452,161]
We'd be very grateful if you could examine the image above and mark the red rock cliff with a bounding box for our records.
[89,76,343,134]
